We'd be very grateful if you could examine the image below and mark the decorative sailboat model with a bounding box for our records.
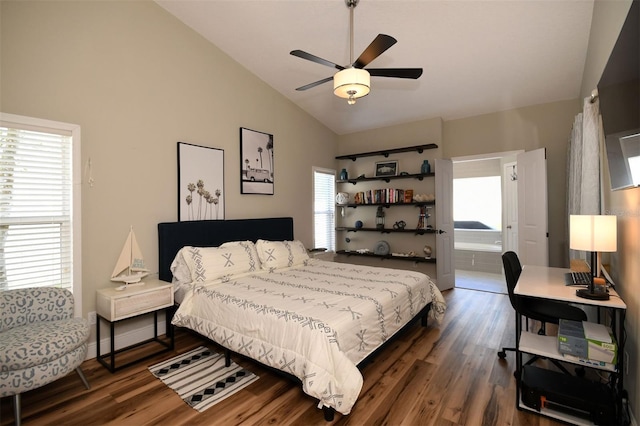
[111,226,149,290]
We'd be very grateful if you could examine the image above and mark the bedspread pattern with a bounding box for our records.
[172,260,445,415]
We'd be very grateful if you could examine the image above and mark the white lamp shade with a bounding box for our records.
[333,68,370,99]
[569,215,617,252]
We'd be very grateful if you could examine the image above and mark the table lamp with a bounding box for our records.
[569,214,617,300]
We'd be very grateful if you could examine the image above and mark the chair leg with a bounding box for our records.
[76,367,91,390]
[13,394,21,426]
[497,347,515,359]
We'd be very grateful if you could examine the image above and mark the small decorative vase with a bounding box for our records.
[423,245,432,258]
[420,160,431,174]
[340,168,348,180]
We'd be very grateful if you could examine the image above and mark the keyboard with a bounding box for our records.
[564,271,592,286]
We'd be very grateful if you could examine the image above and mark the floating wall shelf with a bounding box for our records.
[335,143,439,161]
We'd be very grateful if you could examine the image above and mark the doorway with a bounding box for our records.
[452,151,522,294]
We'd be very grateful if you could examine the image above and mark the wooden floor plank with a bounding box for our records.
[1,288,567,426]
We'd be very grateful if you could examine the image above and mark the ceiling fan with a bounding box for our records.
[290,0,423,105]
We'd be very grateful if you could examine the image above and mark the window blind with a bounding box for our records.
[313,168,336,252]
[0,124,73,291]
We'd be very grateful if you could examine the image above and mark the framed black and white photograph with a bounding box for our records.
[374,160,398,177]
[177,142,224,221]
[240,127,274,195]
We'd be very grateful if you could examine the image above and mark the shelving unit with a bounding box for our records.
[337,172,434,184]
[340,201,435,208]
[513,267,627,425]
[335,144,441,265]
[517,332,619,426]
[519,332,616,373]
[336,250,436,263]
[335,144,438,161]
[337,226,441,235]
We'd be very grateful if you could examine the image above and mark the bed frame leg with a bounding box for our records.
[421,305,431,327]
[323,406,335,421]
[224,348,231,367]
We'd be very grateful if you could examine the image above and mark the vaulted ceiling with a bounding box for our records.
[156,0,594,135]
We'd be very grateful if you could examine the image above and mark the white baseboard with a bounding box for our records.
[86,322,167,360]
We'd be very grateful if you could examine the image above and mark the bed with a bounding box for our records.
[158,217,446,420]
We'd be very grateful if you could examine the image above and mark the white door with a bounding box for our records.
[517,149,548,266]
[503,162,518,252]
[435,158,455,290]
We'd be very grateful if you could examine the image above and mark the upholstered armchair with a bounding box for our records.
[0,288,91,425]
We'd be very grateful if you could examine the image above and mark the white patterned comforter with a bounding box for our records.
[171,259,446,415]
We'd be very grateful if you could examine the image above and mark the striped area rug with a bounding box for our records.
[149,346,259,412]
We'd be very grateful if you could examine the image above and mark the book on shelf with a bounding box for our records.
[350,188,415,205]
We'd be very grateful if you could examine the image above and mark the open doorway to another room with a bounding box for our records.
[452,152,521,294]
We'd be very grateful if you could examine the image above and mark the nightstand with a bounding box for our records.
[96,278,175,372]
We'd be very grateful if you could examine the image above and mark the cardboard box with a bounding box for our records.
[558,319,617,364]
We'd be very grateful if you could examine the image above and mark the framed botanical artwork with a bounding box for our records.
[177,142,224,221]
[240,127,274,195]
[374,160,398,177]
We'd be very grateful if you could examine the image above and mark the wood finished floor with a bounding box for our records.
[455,270,507,295]
[1,288,565,426]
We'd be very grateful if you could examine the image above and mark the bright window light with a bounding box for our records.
[454,176,502,230]
[628,155,640,186]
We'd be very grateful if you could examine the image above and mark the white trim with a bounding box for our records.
[452,150,524,163]
[0,112,82,316]
[312,166,337,252]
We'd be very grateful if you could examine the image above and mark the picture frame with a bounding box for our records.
[374,160,398,177]
[177,142,224,221]
[240,127,274,195]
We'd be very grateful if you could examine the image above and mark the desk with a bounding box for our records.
[514,265,627,425]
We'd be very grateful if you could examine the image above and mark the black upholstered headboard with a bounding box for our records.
[157,217,294,282]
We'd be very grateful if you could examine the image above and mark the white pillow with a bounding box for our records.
[255,239,309,270]
[170,247,194,287]
[220,240,260,269]
[184,242,261,282]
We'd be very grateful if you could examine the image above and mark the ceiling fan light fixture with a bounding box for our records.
[334,68,370,103]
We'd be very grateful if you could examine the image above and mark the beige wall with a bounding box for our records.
[581,0,638,420]
[338,100,582,269]
[0,1,338,324]
[443,99,582,267]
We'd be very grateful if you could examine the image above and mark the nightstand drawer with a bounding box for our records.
[96,281,174,322]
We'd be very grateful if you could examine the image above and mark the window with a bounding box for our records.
[0,113,81,304]
[313,167,336,252]
[453,176,502,230]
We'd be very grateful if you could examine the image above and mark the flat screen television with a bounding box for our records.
[597,0,640,191]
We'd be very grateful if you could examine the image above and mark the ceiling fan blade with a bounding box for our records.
[295,76,334,91]
[290,50,345,70]
[352,34,397,69]
[367,68,423,79]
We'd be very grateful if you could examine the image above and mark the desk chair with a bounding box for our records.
[497,251,587,374]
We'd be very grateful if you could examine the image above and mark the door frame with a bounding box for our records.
[451,150,524,279]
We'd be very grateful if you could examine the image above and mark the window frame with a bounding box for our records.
[312,166,336,252]
[0,112,82,316]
